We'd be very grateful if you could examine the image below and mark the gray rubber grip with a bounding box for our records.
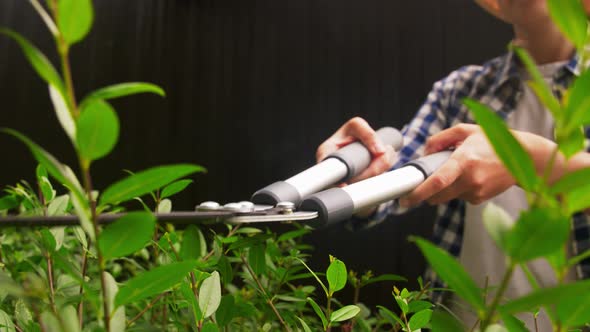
[251,181,302,205]
[327,127,403,181]
[299,188,354,228]
[404,151,453,177]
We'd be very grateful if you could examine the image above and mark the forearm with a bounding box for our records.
[520,132,590,183]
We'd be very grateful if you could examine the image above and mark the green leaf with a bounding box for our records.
[547,0,589,50]
[217,256,233,286]
[40,228,57,252]
[505,207,569,262]
[377,305,404,327]
[39,175,55,203]
[98,212,156,260]
[395,295,409,315]
[248,243,267,275]
[40,311,59,332]
[412,237,485,313]
[550,168,590,194]
[48,195,69,216]
[49,84,75,143]
[180,225,206,260]
[199,271,221,319]
[80,82,165,107]
[464,98,539,191]
[361,273,407,286]
[1,129,83,197]
[0,196,19,211]
[557,126,585,159]
[565,184,590,214]
[296,317,313,332]
[568,249,590,267]
[408,309,432,331]
[327,257,347,294]
[14,299,32,329]
[296,258,328,297]
[511,45,562,118]
[430,310,464,331]
[0,310,15,332]
[201,322,219,332]
[57,0,94,45]
[179,281,201,323]
[408,300,433,313]
[77,100,119,161]
[499,280,590,315]
[330,305,360,323]
[160,179,193,199]
[50,227,65,250]
[0,28,65,94]
[156,198,172,213]
[564,70,590,132]
[307,297,327,330]
[99,164,205,206]
[215,295,235,327]
[36,164,48,179]
[277,228,310,242]
[500,313,528,332]
[483,202,513,252]
[557,293,590,326]
[115,260,199,307]
[60,306,80,332]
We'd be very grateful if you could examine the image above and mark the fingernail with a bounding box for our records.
[374,142,386,154]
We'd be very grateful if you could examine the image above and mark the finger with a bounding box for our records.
[342,117,386,156]
[400,157,463,207]
[426,175,470,205]
[347,147,398,183]
[316,135,356,162]
[425,124,478,154]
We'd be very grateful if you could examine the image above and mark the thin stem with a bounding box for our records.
[126,293,167,328]
[353,281,360,304]
[49,0,78,119]
[46,252,57,314]
[480,262,515,329]
[241,255,292,332]
[483,276,489,304]
[77,248,89,329]
[82,165,110,332]
[326,293,332,332]
[542,145,560,184]
[166,235,199,299]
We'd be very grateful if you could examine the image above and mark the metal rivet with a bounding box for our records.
[196,201,220,211]
[238,201,255,211]
[276,201,295,214]
[223,202,245,212]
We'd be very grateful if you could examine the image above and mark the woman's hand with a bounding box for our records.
[399,124,558,207]
[316,117,398,184]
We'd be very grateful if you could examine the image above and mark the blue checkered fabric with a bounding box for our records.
[363,50,590,302]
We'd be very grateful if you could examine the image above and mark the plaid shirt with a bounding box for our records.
[364,50,590,301]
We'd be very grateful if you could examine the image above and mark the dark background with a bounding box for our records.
[0,0,512,304]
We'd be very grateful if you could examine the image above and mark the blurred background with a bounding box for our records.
[0,0,511,305]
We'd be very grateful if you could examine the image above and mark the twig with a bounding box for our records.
[241,255,292,332]
[77,248,89,329]
[126,293,167,327]
[45,252,57,315]
[480,263,515,329]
